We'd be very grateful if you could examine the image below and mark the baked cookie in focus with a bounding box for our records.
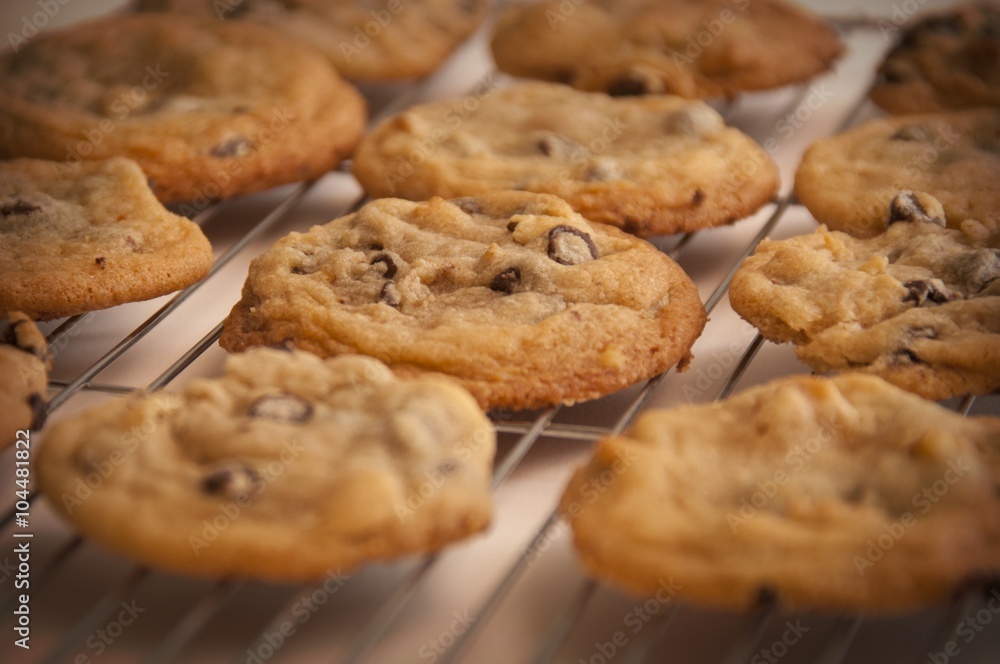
[136,0,491,82]
[794,108,1000,238]
[729,192,1000,400]
[219,192,708,410]
[0,158,213,320]
[353,82,780,237]
[561,373,1000,612]
[0,313,49,447]
[37,348,494,581]
[0,13,367,203]
[490,0,843,99]
[872,3,1000,114]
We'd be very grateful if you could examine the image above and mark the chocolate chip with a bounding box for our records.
[755,586,779,609]
[490,267,521,294]
[438,459,458,476]
[4,316,46,360]
[909,326,939,340]
[506,221,519,233]
[608,74,648,97]
[95,256,106,270]
[202,464,262,500]
[902,279,950,306]
[291,266,307,275]
[452,198,482,216]
[380,282,401,307]
[890,124,930,142]
[210,137,252,158]
[125,236,140,251]
[535,133,582,159]
[887,191,946,227]
[370,253,398,279]
[1,200,41,216]
[948,248,1000,294]
[896,348,924,364]
[692,189,705,206]
[248,393,313,423]
[547,225,598,265]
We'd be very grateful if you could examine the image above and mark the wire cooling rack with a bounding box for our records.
[2,2,999,663]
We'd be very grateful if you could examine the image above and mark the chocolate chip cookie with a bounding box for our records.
[562,373,1000,612]
[872,3,1000,114]
[136,0,490,82]
[490,0,844,99]
[0,13,367,203]
[219,192,707,410]
[0,157,213,320]
[729,192,1000,400]
[36,348,494,581]
[1,312,49,447]
[794,108,1000,238]
[353,82,779,237]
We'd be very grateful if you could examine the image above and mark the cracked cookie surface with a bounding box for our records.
[561,373,1000,612]
[353,82,779,237]
[0,13,366,203]
[490,0,843,99]
[37,348,494,581]
[0,312,49,447]
[136,0,491,81]
[0,158,213,320]
[794,108,1000,238]
[872,3,1000,114]
[219,192,707,410]
[729,193,1000,400]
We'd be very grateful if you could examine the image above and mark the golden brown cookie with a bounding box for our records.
[490,0,844,99]
[0,312,49,447]
[135,0,492,82]
[0,157,213,320]
[562,374,1000,612]
[219,192,708,410]
[872,3,1000,114]
[37,348,495,581]
[0,13,367,203]
[353,82,779,237]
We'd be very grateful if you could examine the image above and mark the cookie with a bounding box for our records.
[490,0,843,99]
[0,312,49,447]
[219,192,707,410]
[135,0,490,81]
[871,3,1000,114]
[352,82,779,237]
[36,348,494,581]
[0,157,214,320]
[561,373,1000,612]
[729,192,1000,401]
[0,13,367,203]
[793,108,1000,239]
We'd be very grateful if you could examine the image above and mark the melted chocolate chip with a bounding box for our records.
[949,249,1000,294]
[95,256,106,270]
[370,253,398,279]
[692,189,705,206]
[607,74,648,97]
[506,221,519,233]
[755,586,779,608]
[291,266,308,275]
[380,282,401,307]
[248,393,313,423]
[452,198,482,216]
[490,267,521,294]
[202,464,262,500]
[887,191,945,227]
[210,137,252,158]
[1,200,41,216]
[902,280,950,306]
[547,226,598,265]
[896,348,924,364]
